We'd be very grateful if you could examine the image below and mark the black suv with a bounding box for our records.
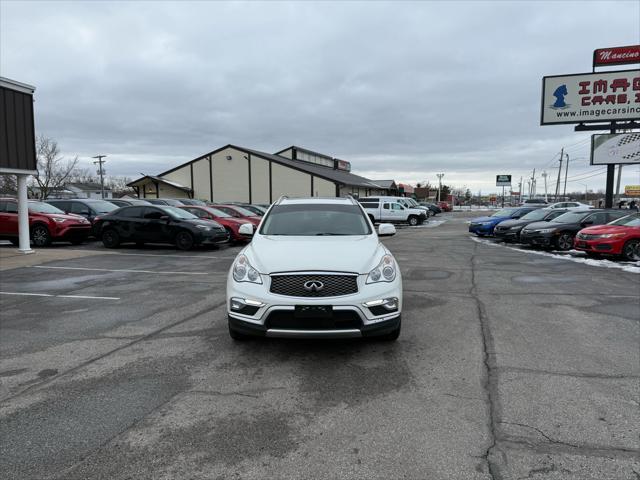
[96,205,229,250]
[520,209,629,250]
[46,199,119,232]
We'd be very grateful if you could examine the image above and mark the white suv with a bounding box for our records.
[226,197,402,341]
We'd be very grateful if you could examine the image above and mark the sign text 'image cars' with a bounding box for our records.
[496,175,512,186]
[590,133,640,165]
[593,45,640,67]
[540,69,640,125]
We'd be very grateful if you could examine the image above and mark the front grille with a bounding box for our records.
[265,310,362,330]
[577,233,597,240]
[269,274,358,297]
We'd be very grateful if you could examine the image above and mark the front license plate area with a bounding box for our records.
[576,241,587,248]
[295,305,333,319]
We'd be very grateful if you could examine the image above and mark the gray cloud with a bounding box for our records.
[1,0,638,192]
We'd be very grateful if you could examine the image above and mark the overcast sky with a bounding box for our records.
[2,0,639,194]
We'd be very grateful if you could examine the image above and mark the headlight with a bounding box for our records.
[52,217,67,223]
[537,228,555,234]
[195,224,212,231]
[509,226,523,231]
[232,254,262,284]
[366,254,396,284]
[481,221,493,225]
[593,233,626,239]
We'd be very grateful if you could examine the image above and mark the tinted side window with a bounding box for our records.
[70,202,91,215]
[49,201,68,212]
[190,209,208,218]
[383,203,390,210]
[392,203,404,211]
[143,208,165,220]
[360,202,379,209]
[585,212,608,224]
[120,207,143,218]
[547,211,565,220]
[0,201,6,212]
[5,201,18,213]
[608,211,629,222]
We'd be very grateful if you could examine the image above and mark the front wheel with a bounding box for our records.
[622,239,640,261]
[175,230,194,251]
[31,225,51,247]
[408,215,419,226]
[555,233,574,251]
[102,229,120,248]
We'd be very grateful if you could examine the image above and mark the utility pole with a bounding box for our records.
[436,173,444,202]
[530,168,536,198]
[615,165,623,204]
[562,152,569,199]
[92,155,107,199]
[554,148,563,202]
[541,171,548,202]
[518,177,523,204]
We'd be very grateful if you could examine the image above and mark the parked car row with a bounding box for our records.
[470,206,639,261]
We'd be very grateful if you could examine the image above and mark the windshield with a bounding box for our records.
[29,202,64,214]
[551,211,590,223]
[520,209,550,221]
[406,199,419,206]
[609,213,640,226]
[88,201,118,213]
[491,208,516,217]
[229,206,257,217]
[260,204,372,236]
[160,206,198,219]
[206,207,231,218]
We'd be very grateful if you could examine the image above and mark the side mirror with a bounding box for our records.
[238,223,254,236]
[378,223,396,237]
[160,215,170,221]
[582,220,594,226]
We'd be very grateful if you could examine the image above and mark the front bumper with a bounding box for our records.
[54,224,92,241]
[574,238,624,255]
[469,223,494,235]
[494,228,521,242]
[198,229,230,244]
[227,272,402,338]
[519,231,554,247]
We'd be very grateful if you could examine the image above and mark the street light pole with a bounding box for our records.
[92,155,107,199]
[436,173,444,202]
[541,171,548,202]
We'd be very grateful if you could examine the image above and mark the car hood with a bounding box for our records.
[243,234,386,274]
[38,212,90,223]
[496,219,531,228]
[579,225,634,234]
[471,216,503,223]
[183,219,225,229]
[524,221,574,231]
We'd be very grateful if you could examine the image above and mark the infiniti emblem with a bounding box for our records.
[303,280,324,292]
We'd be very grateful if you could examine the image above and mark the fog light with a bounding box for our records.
[363,297,399,316]
[230,299,244,310]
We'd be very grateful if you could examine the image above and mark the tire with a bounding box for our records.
[555,233,574,251]
[408,215,419,226]
[622,239,640,261]
[377,318,401,341]
[101,229,120,248]
[175,230,194,251]
[135,241,145,247]
[31,224,51,247]
[229,324,249,341]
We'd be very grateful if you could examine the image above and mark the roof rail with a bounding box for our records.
[275,195,288,205]
[345,194,359,205]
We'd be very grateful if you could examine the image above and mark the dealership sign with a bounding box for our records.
[541,69,640,125]
[594,45,640,67]
[625,185,640,197]
[591,133,640,165]
[496,175,511,187]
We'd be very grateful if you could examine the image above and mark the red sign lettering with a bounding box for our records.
[593,45,640,67]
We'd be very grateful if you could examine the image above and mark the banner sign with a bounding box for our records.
[541,69,640,125]
[625,185,640,196]
[590,133,640,165]
[594,45,640,67]
[496,175,512,187]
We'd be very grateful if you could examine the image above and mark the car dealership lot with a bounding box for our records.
[1,212,639,480]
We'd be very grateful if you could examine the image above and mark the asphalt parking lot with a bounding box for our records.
[1,211,638,480]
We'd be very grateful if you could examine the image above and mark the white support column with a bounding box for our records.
[17,174,34,254]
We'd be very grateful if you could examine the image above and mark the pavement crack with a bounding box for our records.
[471,243,502,480]
[499,421,580,448]
[498,366,639,380]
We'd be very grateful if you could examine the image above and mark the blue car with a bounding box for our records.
[469,207,542,236]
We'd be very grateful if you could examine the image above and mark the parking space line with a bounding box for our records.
[102,252,237,260]
[31,266,209,275]
[0,291,120,300]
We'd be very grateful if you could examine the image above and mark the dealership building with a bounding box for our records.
[128,145,389,203]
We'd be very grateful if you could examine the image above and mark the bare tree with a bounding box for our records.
[33,135,79,199]
[0,175,18,195]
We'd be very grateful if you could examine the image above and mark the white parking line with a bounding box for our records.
[102,252,237,260]
[0,291,120,300]
[31,266,209,275]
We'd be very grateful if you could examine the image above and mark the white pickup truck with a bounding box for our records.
[359,197,427,226]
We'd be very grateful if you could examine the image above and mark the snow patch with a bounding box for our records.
[469,236,640,274]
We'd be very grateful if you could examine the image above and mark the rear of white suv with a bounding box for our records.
[226,197,402,341]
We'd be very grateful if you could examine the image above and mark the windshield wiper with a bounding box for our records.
[315,233,352,236]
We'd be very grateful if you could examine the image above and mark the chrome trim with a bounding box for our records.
[266,329,362,338]
[269,271,359,276]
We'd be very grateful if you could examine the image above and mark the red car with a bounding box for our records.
[574,213,640,261]
[437,201,452,212]
[0,198,92,247]
[211,204,262,226]
[179,205,253,242]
